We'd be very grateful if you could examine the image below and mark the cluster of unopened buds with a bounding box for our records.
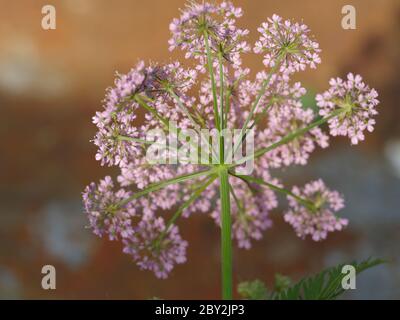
[83,1,379,285]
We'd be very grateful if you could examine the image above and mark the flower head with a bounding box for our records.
[169,1,250,70]
[254,14,321,75]
[284,179,348,241]
[82,176,136,240]
[122,216,188,279]
[317,73,379,145]
[259,104,329,167]
[83,1,379,280]
[93,61,197,167]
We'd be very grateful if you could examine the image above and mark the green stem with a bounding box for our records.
[219,167,232,300]
[218,52,225,163]
[233,109,344,166]
[135,95,169,129]
[225,89,231,126]
[204,30,220,130]
[169,89,220,163]
[235,99,274,147]
[228,55,283,160]
[249,99,275,129]
[117,135,153,144]
[232,174,315,211]
[154,175,217,247]
[137,92,217,164]
[230,185,245,216]
[168,89,200,129]
[117,135,181,155]
[253,110,342,159]
[218,52,225,130]
[117,168,215,207]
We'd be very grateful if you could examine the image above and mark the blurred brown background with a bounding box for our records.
[0,0,399,299]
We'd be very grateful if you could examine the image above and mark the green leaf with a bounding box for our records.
[238,280,269,300]
[273,258,385,300]
[274,274,292,293]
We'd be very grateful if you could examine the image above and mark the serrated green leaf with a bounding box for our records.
[274,273,292,293]
[238,279,269,300]
[273,257,385,300]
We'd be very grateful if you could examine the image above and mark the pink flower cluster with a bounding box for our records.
[254,14,321,76]
[83,1,379,278]
[169,1,250,71]
[210,174,278,249]
[255,74,329,167]
[83,175,189,278]
[122,217,188,279]
[93,61,197,168]
[317,73,379,145]
[284,180,348,241]
[83,176,135,241]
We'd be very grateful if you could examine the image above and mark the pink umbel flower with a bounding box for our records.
[254,74,329,168]
[259,105,329,167]
[122,216,188,279]
[93,61,197,167]
[284,180,348,241]
[82,176,136,240]
[254,14,321,75]
[169,1,250,71]
[316,73,379,145]
[83,1,379,280]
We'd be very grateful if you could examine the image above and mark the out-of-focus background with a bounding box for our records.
[0,0,399,299]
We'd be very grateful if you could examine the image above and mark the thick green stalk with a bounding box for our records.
[219,167,232,300]
[216,49,232,299]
